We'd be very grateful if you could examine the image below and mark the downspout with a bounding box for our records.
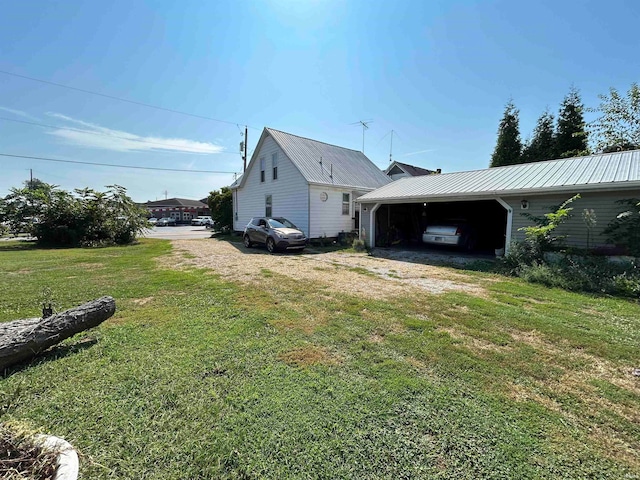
[368,203,381,249]
[495,197,513,255]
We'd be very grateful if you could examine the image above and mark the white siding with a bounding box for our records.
[309,185,359,238]
[503,190,640,249]
[234,136,309,235]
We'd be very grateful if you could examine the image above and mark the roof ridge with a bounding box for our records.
[436,149,640,177]
[266,127,363,154]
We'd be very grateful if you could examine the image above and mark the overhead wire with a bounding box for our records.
[0,69,261,130]
[0,153,235,174]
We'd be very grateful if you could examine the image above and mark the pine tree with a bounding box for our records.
[555,87,589,158]
[522,110,556,163]
[490,101,522,167]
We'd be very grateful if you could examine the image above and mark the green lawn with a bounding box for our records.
[1,239,639,479]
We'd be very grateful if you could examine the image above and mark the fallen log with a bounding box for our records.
[0,296,115,371]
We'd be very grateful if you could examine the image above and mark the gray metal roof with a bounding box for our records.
[358,150,640,203]
[267,128,391,189]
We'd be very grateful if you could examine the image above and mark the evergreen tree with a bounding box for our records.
[490,101,522,167]
[555,87,589,158]
[522,110,556,163]
[591,83,640,153]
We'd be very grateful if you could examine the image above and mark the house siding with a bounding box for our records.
[308,185,359,238]
[503,190,640,249]
[234,136,309,235]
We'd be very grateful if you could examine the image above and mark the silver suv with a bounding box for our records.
[243,217,307,253]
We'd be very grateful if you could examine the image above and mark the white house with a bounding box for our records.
[231,128,391,238]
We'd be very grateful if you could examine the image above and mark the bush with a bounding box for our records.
[0,181,148,247]
[603,198,640,256]
[503,254,640,297]
[352,238,367,252]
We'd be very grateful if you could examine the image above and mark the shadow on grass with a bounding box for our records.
[0,241,40,252]
[1,338,98,379]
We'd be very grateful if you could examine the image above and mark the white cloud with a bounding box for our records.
[45,113,224,154]
[0,106,39,120]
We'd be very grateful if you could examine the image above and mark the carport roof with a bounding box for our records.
[357,149,640,203]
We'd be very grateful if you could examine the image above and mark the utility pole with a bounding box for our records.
[30,168,33,184]
[163,190,168,200]
[389,130,394,163]
[242,125,248,172]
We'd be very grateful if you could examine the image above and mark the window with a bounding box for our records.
[265,195,272,217]
[272,152,278,180]
[342,193,350,215]
[260,157,265,182]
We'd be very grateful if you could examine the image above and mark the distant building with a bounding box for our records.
[384,161,439,180]
[144,198,209,223]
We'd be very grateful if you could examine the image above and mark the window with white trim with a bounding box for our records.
[260,157,265,182]
[342,193,350,215]
[265,195,272,217]
[272,152,278,180]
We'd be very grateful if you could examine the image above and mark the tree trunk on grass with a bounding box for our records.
[0,296,115,371]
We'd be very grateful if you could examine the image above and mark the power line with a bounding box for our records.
[0,69,261,130]
[0,116,224,152]
[0,153,235,174]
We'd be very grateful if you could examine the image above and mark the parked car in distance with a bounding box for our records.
[156,217,176,227]
[422,223,477,251]
[191,216,213,227]
[148,217,158,225]
[243,217,307,253]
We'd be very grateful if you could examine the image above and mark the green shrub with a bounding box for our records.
[0,181,148,247]
[507,255,640,297]
[603,198,640,256]
[352,238,367,252]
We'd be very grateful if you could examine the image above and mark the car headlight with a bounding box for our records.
[274,231,287,239]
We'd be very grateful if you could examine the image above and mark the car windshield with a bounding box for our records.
[268,218,296,229]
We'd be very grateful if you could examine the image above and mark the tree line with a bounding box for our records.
[490,83,640,167]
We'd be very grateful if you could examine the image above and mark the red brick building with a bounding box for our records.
[144,198,210,223]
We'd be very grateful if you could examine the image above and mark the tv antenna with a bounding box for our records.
[350,120,372,153]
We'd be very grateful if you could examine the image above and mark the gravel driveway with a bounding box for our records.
[160,239,486,299]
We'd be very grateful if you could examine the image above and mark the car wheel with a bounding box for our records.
[266,237,277,254]
[243,235,252,248]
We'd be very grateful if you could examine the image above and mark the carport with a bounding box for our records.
[363,198,511,253]
[356,150,640,256]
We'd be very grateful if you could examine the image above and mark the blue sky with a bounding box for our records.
[1,0,638,202]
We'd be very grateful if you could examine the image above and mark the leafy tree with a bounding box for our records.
[555,87,589,158]
[490,101,522,167]
[207,187,232,232]
[0,181,148,246]
[590,83,640,153]
[603,198,640,256]
[522,110,556,163]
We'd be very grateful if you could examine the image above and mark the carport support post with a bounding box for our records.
[368,203,381,249]
[496,197,513,255]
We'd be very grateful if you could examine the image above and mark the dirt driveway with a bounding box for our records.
[161,238,488,299]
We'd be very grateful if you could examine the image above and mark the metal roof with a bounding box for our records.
[265,128,391,189]
[358,150,640,203]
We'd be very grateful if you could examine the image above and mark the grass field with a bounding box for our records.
[1,239,639,479]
